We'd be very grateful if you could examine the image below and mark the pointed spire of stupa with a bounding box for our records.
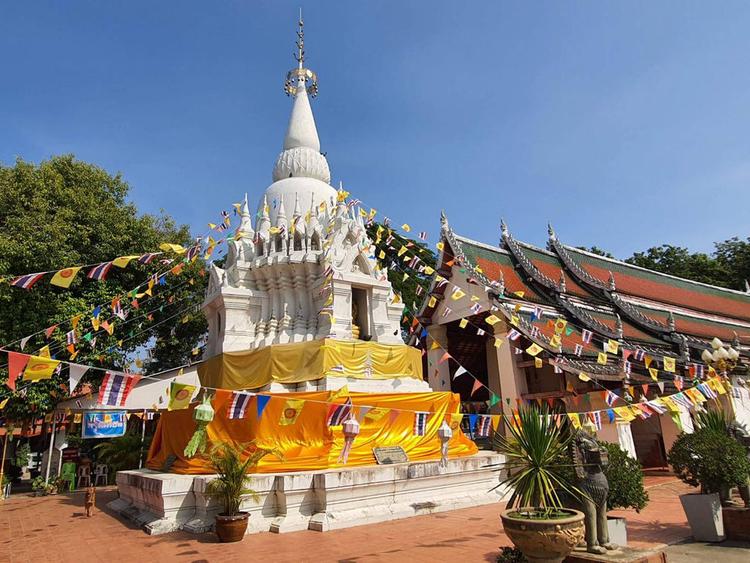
[238,193,254,235]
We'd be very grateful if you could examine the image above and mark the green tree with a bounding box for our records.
[366,223,436,331]
[0,155,207,420]
[713,237,750,291]
[625,245,730,287]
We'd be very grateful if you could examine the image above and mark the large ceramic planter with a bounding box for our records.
[679,493,725,542]
[215,512,249,543]
[500,508,585,563]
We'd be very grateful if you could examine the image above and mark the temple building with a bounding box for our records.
[419,214,750,467]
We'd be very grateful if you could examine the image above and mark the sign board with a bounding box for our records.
[81,411,127,439]
[373,446,408,465]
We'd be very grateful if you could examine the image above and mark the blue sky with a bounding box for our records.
[2,1,749,257]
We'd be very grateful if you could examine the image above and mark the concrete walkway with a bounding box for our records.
[0,477,703,562]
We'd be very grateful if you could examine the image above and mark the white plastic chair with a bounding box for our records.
[93,464,108,486]
[76,465,91,488]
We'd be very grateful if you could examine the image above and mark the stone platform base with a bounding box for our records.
[565,546,666,563]
[108,452,506,536]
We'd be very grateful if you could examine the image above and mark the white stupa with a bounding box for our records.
[202,18,407,362]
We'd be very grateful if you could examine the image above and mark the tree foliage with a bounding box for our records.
[0,155,207,420]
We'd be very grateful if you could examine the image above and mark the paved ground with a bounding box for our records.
[664,540,750,562]
[0,476,723,563]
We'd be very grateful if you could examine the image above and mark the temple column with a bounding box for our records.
[486,322,527,417]
[426,325,450,391]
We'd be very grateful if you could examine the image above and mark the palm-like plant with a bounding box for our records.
[693,408,729,433]
[94,432,148,476]
[492,405,581,515]
[205,442,278,516]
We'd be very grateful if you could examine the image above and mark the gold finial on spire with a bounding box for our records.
[294,8,305,69]
[284,10,318,98]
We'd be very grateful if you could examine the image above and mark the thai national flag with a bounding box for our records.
[692,363,705,379]
[605,390,618,407]
[418,231,428,241]
[574,344,583,356]
[581,329,592,344]
[66,330,77,346]
[633,349,646,362]
[646,400,666,415]
[470,303,482,314]
[589,411,602,430]
[10,273,45,289]
[138,253,158,264]
[326,398,352,426]
[88,262,112,281]
[697,383,717,400]
[228,392,253,419]
[185,244,201,261]
[413,411,429,436]
[507,329,521,341]
[623,360,632,374]
[476,415,492,437]
[98,372,141,407]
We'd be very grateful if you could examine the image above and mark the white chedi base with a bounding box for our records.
[109,452,506,536]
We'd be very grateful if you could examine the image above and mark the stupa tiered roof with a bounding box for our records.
[419,213,750,383]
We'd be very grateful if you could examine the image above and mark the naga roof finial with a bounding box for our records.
[615,313,623,339]
[667,311,676,332]
[608,271,616,291]
[558,272,567,293]
[440,210,449,228]
[500,218,509,239]
[547,222,557,241]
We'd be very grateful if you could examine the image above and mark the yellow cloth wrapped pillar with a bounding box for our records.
[146,391,478,474]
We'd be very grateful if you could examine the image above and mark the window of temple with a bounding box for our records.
[310,232,320,251]
[275,235,283,253]
[256,240,264,256]
[293,231,303,251]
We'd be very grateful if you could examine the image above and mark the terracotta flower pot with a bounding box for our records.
[215,512,249,542]
[500,507,585,563]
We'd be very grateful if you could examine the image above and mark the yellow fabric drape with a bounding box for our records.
[197,339,423,390]
[146,391,478,474]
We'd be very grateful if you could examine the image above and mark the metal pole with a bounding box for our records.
[44,421,56,482]
[138,411,146,469]
[0,432,8,498]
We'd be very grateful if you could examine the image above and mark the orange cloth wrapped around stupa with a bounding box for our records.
[146,390,478,474]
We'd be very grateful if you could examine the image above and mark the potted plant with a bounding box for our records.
[600,441,649,546]
[668,427,750,542]
[205,441,277,543]
[31,476,48,497]
[492,406,585,563]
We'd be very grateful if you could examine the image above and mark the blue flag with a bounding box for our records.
[256,395,271,418]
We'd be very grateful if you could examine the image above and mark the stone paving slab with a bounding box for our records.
[0,478,693,563]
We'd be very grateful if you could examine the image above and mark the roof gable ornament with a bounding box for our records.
[547,222,557,242]
[558,272,567,293]
[615,313,623,339]
[608,271,616,291]
[667,311,676,332]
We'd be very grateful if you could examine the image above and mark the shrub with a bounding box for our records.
[496,546,527,562]
[667,428,750,494]
[601,442,649,512]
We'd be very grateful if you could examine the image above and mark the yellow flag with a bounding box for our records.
[159,243,186,254]
[436,241,445,251]
[485,315,501,326]
[279,399,305,426]
[0,398,8,410]
[578,372,591,382]
[568,413,582,430]
[663,356,675,373]
[534,357,543,368]
[494,337,502,348]
[73,413,82,423]
[168,382,196,410]
[401,224,411,232]
[526,343,543,356]
[549,334,561,348]
[649,368,659,381]
[208,223,216,229]
[430,341,441,350]
[365,407,389,422]
[397,246,407,257]
[606,339,619,355]
[378,250,385,259]
[402,272,410,282]
[71,314,82,330]
[112,255,140,268]
[614,406,636,422]
[470,295,480,302]
[23,355,61,381]
[644,355,653,369]
[597,352,608,365]
[331,385,349,401]
[359,208,368,217]
[554,319,567,335]
[50,267,82,288]
[428,296,437,308]
[423,266,434,275]
[91,316,100,332]
[459,318,468,329]
[451,288,465,300]
[369,208,377,219]
[38,345,51,358]
[510,315,520,326]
